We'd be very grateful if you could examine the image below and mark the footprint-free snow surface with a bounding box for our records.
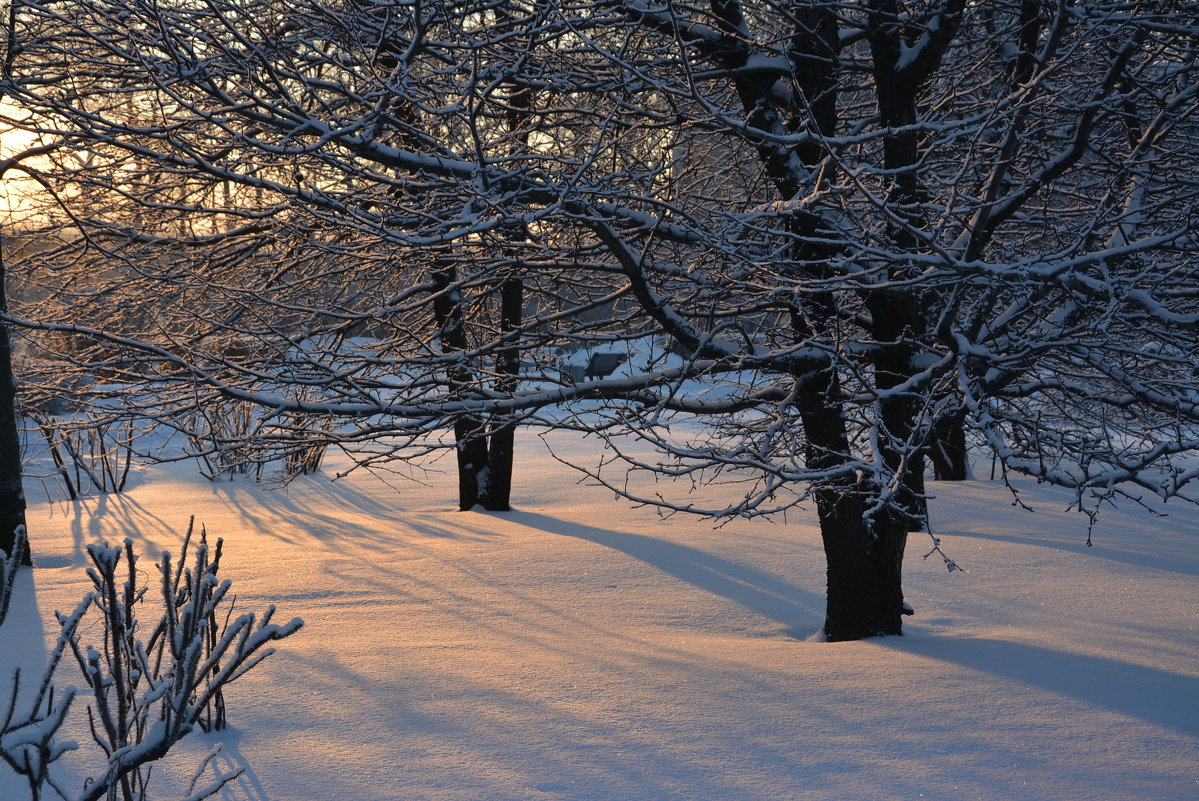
[3,433,1197,800]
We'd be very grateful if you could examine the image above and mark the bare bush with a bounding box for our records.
[184,400,261,481]
[0,522,303,801]
[31,414,135,499]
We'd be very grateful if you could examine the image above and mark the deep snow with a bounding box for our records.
[2,433,1197,801]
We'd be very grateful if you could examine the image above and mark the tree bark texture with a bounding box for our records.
[797,361,909,640]
[0,232,29,563]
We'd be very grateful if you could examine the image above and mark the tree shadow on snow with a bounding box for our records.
[206,475,501,549]
[885,635,1199,737]
[35,492,177,567]
[927,478,1199,578]
[198,726,272,801]
[507,511,824,638]
[0,569,53,795]
[941,527,1199,578]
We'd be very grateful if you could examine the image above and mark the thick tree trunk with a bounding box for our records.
[785,5,911,638]
[798,359,911,640]
[866,278,930,532]
[0,234,29,564]
[818,496,910,641]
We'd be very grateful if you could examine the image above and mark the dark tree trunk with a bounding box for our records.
[477,275,523,512]
[864,0,965,530]
[476,57,533,513]
[818,496,910,641]
[433,263,521,512]
[779,6,913,636]
[0,230,29,564]
[868,285,930,533]
[453,418,489,512]
[477,437,511,511]
[786,7,910,638]
[797,360,910,640]
[930,411,969,481]
[0,325,27,563]
[433,263,484,511]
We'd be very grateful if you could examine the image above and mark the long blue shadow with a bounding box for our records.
[0,567,52,796]
[944,528,1199,578]
[887,635,1199,737]
[507,510,824,637]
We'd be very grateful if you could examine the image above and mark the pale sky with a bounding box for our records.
[0,113,48,219]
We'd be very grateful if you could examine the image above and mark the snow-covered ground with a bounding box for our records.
[3,433,1197,801]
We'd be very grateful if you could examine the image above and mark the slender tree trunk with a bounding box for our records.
[0,327,26,562]
[864,0,966,529]
[453,418,488,512]
[476,57,533,513]
[478,275,522,512]
[431,263,490,511]
[432,259,524,511]
[444,47,530,513]
[0,227,29,563]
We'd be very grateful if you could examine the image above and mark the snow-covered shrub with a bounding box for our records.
[185,401,331,482]
[0,521,303,801]
[1,596,88,801]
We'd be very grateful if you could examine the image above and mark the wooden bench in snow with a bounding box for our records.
[567,352,626,383]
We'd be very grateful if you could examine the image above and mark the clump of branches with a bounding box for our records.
[0,521,303,801]
[279,414,332,479]
[185,400,262,481]
[31,413,135,499]
[185,402,333,482]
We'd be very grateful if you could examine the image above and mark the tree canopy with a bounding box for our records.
[1,0,1196,639]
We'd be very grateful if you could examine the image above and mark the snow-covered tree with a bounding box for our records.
[1,0,1195,639]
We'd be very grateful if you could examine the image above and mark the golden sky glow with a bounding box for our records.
[0,112,47,219]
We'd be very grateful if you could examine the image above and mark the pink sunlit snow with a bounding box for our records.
[3,433,1196,801]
